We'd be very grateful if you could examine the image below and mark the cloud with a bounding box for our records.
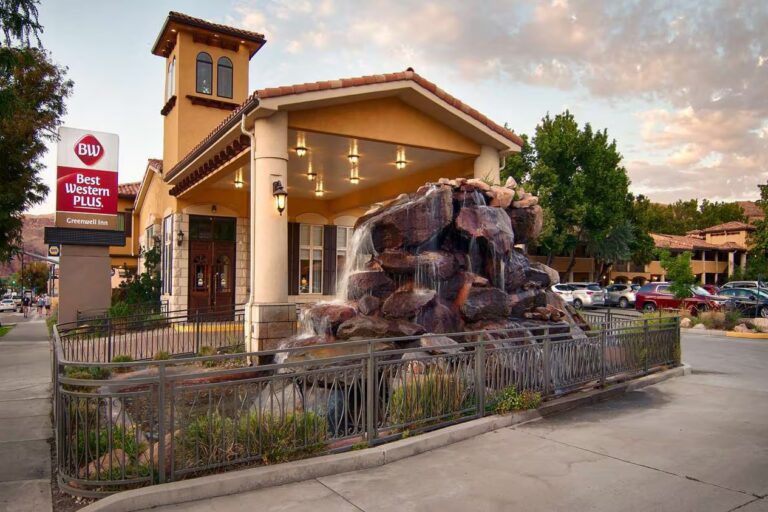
[229,0,768,202]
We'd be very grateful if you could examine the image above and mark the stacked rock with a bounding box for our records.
[276,177,586,363]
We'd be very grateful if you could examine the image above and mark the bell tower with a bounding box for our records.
[152,12,265,170]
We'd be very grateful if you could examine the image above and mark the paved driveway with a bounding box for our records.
[148,332,768,512]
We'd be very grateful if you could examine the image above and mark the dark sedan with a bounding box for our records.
[718,288,768,318]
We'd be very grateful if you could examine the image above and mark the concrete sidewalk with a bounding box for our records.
[140,332,768,512]
[0,314,53,512]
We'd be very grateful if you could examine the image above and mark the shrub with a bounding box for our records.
[197,346,217,368]
[65,365,111,380]
[75,425,147,464]
[153,351,171,361]
[488,387,542,414]
[389,371,471,429]
[108,301,131,319]
[111,354,134,373]
[237,411,327,464]
[697,311,741,330]
[724,310,742,331]
[180,413,237,464]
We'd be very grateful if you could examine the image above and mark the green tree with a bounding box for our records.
[22,260,48,293]
[116,244,161,305]
[659,250,696,299]
[501,111,635,278]
[0,0,73,262]
[697,199,745,229]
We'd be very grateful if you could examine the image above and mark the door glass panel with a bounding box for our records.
[312,249,322,293]
[300,225,310,246]
[213,219,235,241]
[299,248,310,293]
[216,255,231,291]
[190,217,213,240]
[193,255,208,290]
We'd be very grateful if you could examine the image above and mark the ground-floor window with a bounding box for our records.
[161,215,173,295]
[299,224,323,294]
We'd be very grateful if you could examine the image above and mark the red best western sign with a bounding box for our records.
[56,127,119,231]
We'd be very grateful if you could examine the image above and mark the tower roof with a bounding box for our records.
[152,11,266,59]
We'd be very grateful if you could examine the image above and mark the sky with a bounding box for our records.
[31,0,768,214]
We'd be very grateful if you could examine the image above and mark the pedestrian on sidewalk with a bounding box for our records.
[45,294,51,316]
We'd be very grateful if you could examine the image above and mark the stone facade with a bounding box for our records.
[165,213,188,312]
[236,217,249,305]
[246,303,297,355]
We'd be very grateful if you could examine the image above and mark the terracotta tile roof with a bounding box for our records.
[737,201,764,220]
[256,69,525,147]
[153,11,266,58]
[652,233,745,251]
[165,69,524,185]
[147,158,163,172]
[700,221,755,233]
[117,182,141,199]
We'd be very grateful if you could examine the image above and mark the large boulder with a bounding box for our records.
[382,289,436,318]
[346,271,395,300]
[356,295,381,316]
[369,186,453,252]
[387,319,426,337]
[508,289,547,317]
[504,249,531,292]
[336,315,390,339]
[456,206,514,256]
[414,335,463,355]
[530,261,560,285]
[506,205,543,244]
[306,303,356,335]
[378,250,457,280]
[418,299,464,333]
[460,287,511,322]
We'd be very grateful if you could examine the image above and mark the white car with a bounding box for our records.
[550,284,575,303]
[0,299,16,312]
[569,282,606,309]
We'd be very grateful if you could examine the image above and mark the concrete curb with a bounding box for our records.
[725,331,768,339]
[681,327,727,336]
[81,364,690,512]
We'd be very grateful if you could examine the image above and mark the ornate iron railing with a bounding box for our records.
[52,313,680,497]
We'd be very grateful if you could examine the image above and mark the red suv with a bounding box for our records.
[634,282,723,314]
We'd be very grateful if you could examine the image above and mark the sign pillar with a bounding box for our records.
[45,127,122,324]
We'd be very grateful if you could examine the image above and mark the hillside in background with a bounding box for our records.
[0,214,55,276]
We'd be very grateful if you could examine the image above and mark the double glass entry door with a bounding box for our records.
[187,216,236,320]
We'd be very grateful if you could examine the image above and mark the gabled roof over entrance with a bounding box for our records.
[164,69,525,193]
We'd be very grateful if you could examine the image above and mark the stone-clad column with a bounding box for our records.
[474,145,501,184]
[245,111,296,355]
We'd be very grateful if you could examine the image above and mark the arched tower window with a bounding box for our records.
[166,57,176,100]
[196,52,213,95]
[217,57,233,98]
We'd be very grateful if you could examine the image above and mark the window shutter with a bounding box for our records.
[287,222,299,295]
[322,225,337,296]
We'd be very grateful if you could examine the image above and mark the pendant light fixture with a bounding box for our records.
[348,139,359,165]
[314,178,324,197]
[295,131,307,157]
[395,146,407,170]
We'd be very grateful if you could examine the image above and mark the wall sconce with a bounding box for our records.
[349,165,359,184]
[272,180,288,215]
[234,169,244,188]
[211,204,217,213]
[234,178,244,189]
[176,229,184,247]
[296,146,307,157]
[314,179,324,197]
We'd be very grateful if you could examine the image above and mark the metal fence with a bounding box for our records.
[76,301,170,325]
[59,304,245,362]
[52,312,680,497]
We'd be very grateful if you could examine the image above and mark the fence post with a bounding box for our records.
[194,310,201,355]
[643,318,649,373]
[674,314,681,366]
[543,327,552,398]
[475,342,485,417]
[157,363,166,483]
[366,342,375,446]
[106,317,113,362]
[599,323,607,387]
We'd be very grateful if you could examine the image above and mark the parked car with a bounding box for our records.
[550,284,575,303]
[569,282,606,309]
[604,283,636,309]
[717,288,768,318]
[701,284,720,295]
[0,299,16,312]
[634,282,723,314]
[720,281,768,291]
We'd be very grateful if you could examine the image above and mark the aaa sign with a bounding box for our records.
[56,127,119,231]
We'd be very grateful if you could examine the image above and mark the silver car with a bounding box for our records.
[604,283,637,309]
[569,282,606,309]
[550,284,575,303]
